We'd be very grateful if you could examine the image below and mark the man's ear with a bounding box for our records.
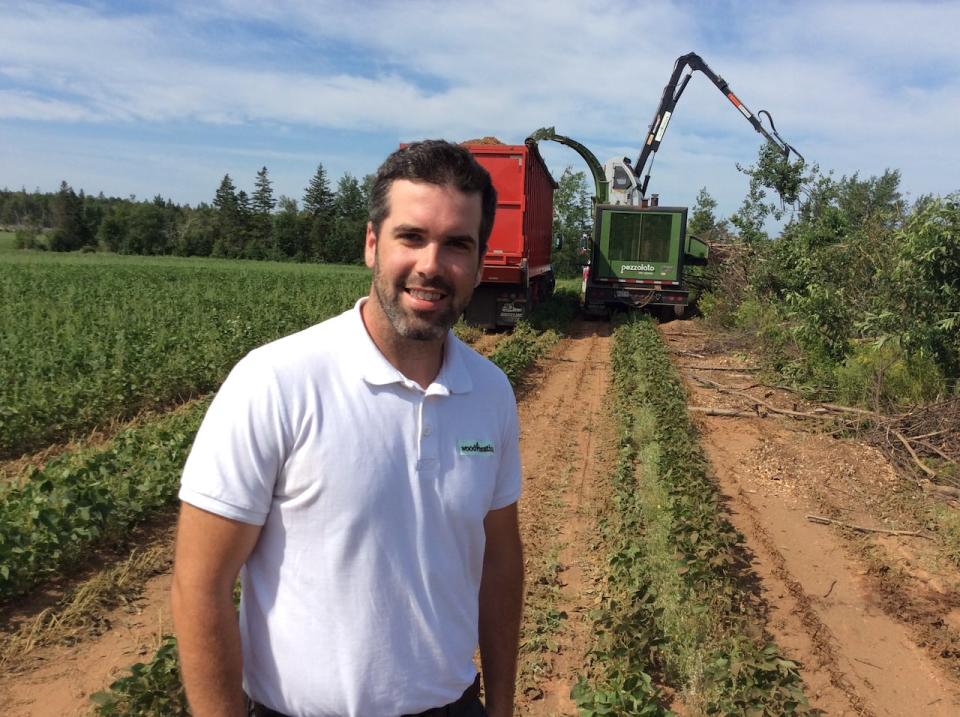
[364,222,377,269]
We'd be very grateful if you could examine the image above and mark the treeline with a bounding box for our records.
[698,147,960,408]
[1,164,369,263]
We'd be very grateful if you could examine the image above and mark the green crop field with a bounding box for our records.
[0,231,17,253]
[0,251,370,458]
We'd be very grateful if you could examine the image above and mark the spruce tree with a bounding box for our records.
[252,166,275,215]
[49,181,86,251]
[328,173,368,263]
[304,164,335,260]
[250,166,276,258]
[303,164,334,217]
[212,174,242,257]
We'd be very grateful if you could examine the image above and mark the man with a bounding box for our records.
[172,140,524,717]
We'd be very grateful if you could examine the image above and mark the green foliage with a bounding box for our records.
[91,636,188,716]
[486,288,579,384]
[303,163,335,219]
[889,194,960,375]
[0,254,370,457]
[834,342,945,410]
[688,188,728,241]
[751,142,806,206]
[14,226,47,250]
[4,165,368,264]
[729,176,771,245]
[49,181,96,251]
[551,168,593,278]
[717,145,960,403]
[322,173,368,264]
[575,318,815,715]
[0,403,205,600]
[488,322,556,385]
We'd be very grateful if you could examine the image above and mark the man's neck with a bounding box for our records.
[360,297,445,390]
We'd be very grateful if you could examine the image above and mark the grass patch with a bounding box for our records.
[933,504,960,569]
[573,316,815,716]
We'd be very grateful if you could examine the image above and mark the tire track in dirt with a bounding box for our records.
[514,320,614,716]
[660,318,960,717]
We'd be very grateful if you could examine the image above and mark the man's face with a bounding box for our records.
[365,179,484,342]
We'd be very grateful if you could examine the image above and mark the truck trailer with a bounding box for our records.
[461,141,557,329]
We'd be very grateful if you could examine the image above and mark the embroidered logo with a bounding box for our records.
[459,440,495,456]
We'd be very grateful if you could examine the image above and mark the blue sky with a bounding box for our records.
[1,0,957,220]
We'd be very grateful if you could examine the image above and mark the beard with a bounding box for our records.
[372,260,471,341]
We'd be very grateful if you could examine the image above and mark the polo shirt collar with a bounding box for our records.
[352,298,473,395]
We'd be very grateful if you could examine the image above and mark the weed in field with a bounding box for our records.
[933,505,960,570]
[91,636,187,716]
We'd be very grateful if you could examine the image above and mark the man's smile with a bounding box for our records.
[406,287,447,303]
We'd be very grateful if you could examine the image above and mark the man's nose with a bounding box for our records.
[414,242,442,276]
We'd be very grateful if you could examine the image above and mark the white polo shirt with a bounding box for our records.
[179,299,521,717]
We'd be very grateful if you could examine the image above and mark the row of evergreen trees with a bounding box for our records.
[3,165,370,263]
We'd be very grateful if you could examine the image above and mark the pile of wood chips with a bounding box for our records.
[461,136,505,145]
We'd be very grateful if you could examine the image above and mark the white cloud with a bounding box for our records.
[0,0,957,213]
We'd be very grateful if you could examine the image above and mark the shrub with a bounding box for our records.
[834,342,946,410]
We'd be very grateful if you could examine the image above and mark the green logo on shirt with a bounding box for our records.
[459,440,495,456]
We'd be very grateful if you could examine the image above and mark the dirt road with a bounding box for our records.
[659,318,960,716]
[513,320,615,716]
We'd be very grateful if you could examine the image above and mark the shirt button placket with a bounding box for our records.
[418,397,439,474]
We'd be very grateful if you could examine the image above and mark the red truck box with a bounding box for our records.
[464,142,557,327]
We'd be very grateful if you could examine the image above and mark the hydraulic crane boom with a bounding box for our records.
[635,51,803,197]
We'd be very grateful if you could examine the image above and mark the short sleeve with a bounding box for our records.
[490,389,521,510]
[179,352,290,525]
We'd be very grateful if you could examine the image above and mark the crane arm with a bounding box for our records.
[635,52,803,197]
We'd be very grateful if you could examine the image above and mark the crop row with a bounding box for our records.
[0,401,207,601]
[0,253,370,457]
[573,317,814,716]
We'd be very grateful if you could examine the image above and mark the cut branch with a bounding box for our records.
[691,374,833,419]
[679,365,762,372]
[892,430,937,478]
[806,514,931,539]
[688,406,758,417]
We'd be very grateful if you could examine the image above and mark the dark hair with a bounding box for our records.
[368,140,497,256]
